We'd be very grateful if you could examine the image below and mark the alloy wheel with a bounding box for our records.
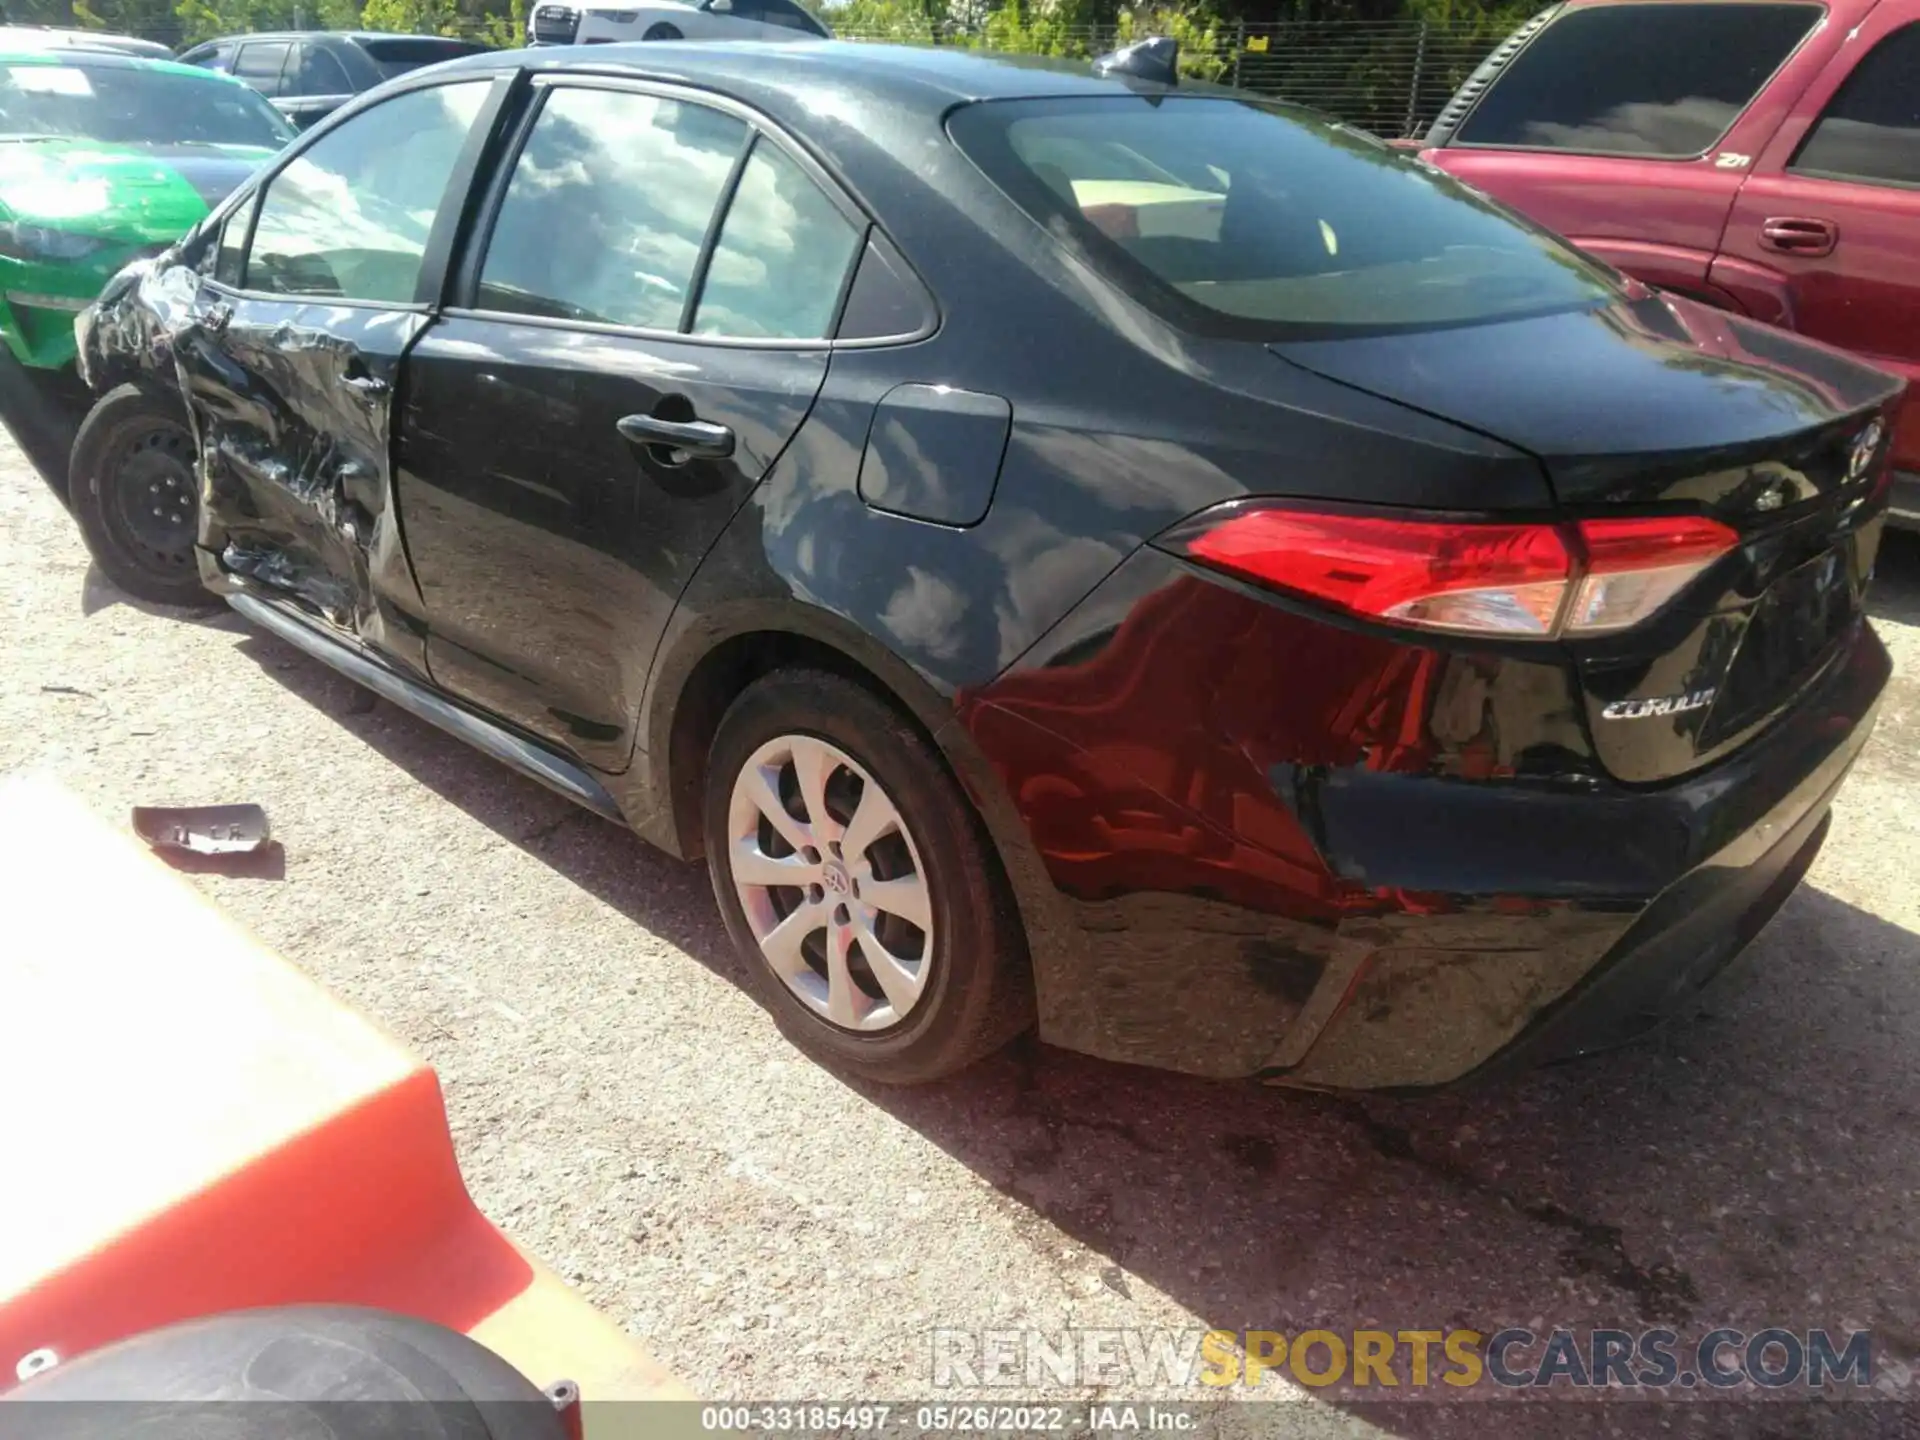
[726,733,935,1032]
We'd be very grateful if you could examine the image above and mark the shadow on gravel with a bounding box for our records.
[874,884,1920,1437]
[225,606,1919,1440]
[1869,526,1920,627]
[79,562,247,626]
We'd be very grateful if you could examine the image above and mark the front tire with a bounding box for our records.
[704,669,1033,1084]
[68,382,215,609]
[642,21,682,38]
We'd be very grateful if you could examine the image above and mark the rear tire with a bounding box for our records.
[643,21,682,38]
[704,668,1033,1084]
[69,382,216,610]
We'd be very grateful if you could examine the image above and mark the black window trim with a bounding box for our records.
[1444,0,1830,164]
[678,127,761,333]
[206,73,515,313]
[1786,20,1920,192]
[447,71,931,350]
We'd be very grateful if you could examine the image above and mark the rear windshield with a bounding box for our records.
[1454,3,1822,157]
[359,37,487,79]
[0,60,296,148]
[949,96,1616,339]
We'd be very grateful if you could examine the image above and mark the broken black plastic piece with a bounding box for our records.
[132,803,271,856]
[1093,36,1180,86]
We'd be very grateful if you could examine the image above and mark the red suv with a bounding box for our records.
[1420,0,1919,525]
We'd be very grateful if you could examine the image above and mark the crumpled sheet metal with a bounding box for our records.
[76,253,193,397]
[78,257,410,645]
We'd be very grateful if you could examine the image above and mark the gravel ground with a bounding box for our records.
[5,429,1920,1436]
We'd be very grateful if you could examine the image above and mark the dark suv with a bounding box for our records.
[177,31,489,129]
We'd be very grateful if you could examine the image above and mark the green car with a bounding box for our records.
[0,46,294,507]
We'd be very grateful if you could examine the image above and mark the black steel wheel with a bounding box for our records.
[69,382,216,609]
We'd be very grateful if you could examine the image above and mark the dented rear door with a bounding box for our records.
[181,78,502,668]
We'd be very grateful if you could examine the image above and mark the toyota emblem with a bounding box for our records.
[1848,419,1885,483]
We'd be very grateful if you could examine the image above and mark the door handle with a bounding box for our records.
[617,413,735,462]
[340,373,390,399]
[1759,216,1838,257]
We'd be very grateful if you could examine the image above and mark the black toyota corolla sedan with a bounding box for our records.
[70,39,1899,1089]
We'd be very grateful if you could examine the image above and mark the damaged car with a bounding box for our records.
[73,41,1901,1088]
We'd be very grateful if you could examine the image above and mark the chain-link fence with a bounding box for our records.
[829,19,1501,136]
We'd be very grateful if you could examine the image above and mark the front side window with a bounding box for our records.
[693,139,861,338]
[951,96,1615,338]
[1454,3,1822,157]
[234,41,292,95]
[0,61,295,148]
[214,200,251,285]
[478,87,747,330]
[245,81,489,303]
[1792,24,1920,187]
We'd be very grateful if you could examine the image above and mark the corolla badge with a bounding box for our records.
[1849,420,1885,483]
[1602,687,1717,721]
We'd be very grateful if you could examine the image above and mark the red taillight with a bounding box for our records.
[1167,505,1739,639]
[1563,515,1742,635]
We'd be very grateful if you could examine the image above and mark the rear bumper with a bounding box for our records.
[1274,620,1888,1090]
[964,547,1890,1087]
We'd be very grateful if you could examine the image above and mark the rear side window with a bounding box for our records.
[360,37,488,80]
[693,138,861,338]
[1792,23,1920,187]
[1454,3,1821,157]
[477,87,748,330]
[245,81,490,302]
[950,96,1615,338]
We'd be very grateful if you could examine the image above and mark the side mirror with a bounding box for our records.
[709,0,734,14]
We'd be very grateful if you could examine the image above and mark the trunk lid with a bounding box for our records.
[1272,293,1904,784]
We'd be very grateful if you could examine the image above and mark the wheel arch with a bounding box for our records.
[635,604,964,863]
[634,604,1084,1057]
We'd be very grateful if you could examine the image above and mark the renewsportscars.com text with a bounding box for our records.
[932,1326,1874,1391]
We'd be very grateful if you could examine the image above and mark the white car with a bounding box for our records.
[527,0,829,46]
